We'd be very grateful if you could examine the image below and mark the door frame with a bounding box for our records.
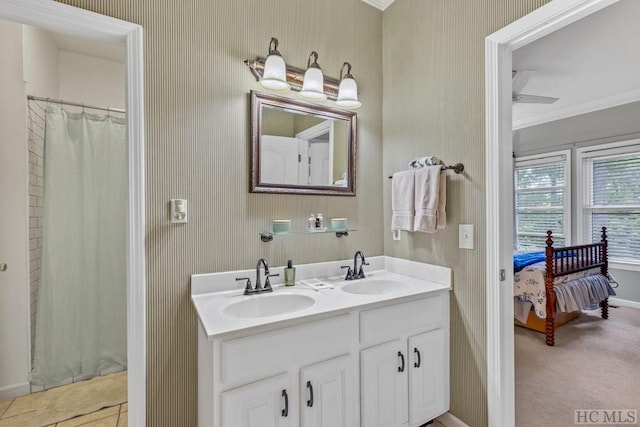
[296,120,335,185]
[0,1,146,425]
[484,0,620,425]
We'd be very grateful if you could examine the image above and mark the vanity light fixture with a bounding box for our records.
[299,51,327,101]
[259,37,290,91]
[336,62,361,109]
[245,38,361,104]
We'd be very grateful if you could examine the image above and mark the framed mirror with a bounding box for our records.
[250,91,357,196]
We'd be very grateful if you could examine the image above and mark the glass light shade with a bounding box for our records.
[336,77,361,108]
[260,54,290,91]
[299,67,327,100]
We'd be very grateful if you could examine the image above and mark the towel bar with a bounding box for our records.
[388,162,464,179]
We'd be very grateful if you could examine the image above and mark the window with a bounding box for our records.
[577,140,640,265]
[514,150,571,250]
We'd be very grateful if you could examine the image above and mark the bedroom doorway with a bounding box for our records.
[484,0,622,426]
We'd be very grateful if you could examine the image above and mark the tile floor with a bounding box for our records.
[0,391,127,427]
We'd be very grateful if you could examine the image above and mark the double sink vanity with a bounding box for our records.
[191,254,452,427]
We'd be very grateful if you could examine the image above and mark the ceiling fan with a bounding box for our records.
[512,70,559,104]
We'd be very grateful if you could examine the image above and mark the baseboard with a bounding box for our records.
[436,412,470,427]
[0,381,30,401]
[608,297,640,310]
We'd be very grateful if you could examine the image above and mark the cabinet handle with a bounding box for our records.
[397,351,405,372]
[306,380,314,407]
[281,389,288,417]
[414,347,421,368]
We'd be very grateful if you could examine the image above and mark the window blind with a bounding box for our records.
[514,151,570,250]
[582,149,640,263]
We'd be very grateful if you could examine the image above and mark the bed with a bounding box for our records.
[513,227,616,346]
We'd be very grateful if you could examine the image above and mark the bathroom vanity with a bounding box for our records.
[191,256,451,427]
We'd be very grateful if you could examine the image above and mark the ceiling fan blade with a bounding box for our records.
[512,70,536,94]
[512,93,559,104]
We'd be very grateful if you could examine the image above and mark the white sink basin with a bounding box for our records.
[223,293,315,318]
[341,279,410,295]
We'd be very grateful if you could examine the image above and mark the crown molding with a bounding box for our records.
[360,0,396,11]
[513,88,640,130]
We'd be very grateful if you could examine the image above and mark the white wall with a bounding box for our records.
[22,25,59,99]
[58,50,125,109]
[22,24,125,108]
[0,19,31,400]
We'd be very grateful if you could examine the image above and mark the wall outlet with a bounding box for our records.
[459,224,474,249]
[170,199,188,224]
[392,229,401,241]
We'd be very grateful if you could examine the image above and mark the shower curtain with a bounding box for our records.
[31,107,127,385]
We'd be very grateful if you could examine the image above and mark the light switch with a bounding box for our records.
[392,229,401,241]
[459,224,474,249]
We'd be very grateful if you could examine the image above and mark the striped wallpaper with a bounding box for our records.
[58,0,548,425]
[59,0,382,425]
[382,1,549,425]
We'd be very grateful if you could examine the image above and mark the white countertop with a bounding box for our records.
[191,256,452,339]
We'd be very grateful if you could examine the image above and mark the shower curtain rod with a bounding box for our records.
[27,95,126,114]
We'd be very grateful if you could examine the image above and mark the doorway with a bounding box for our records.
[485,0,622,425]
[0,1,145,426]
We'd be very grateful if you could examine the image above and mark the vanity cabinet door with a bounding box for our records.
[221,373,293,427]
[300,355,355,427]
[408,329,447,426]
[361,339,409,427]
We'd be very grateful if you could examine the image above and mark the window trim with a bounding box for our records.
[576,139,640,268]
[514,149,572,249]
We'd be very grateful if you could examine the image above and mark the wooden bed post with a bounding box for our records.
[600,226,609,320]
[544,230,556,346]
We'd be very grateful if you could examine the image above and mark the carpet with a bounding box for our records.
[31,371,127,427]
[515,306,640,427]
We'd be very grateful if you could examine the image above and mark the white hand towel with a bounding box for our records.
[414,165,441,233]
[436,170,447,230]
[391,170,415,231]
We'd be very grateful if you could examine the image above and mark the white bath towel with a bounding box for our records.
[391,170,415,231]
[437,170,447,230]
[414,165,444,233]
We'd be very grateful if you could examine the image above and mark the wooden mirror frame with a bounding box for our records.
[250,91,357,196]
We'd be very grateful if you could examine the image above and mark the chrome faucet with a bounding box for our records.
[353,251,369,279]
[235,258,279,295]
[341,250,370,280]
[256,258,278,293]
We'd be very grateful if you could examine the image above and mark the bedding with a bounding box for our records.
[513,251,546,272]
[514,259,610,319]
[513,228,613,346]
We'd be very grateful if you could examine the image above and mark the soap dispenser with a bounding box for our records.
[284,259,296,286]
